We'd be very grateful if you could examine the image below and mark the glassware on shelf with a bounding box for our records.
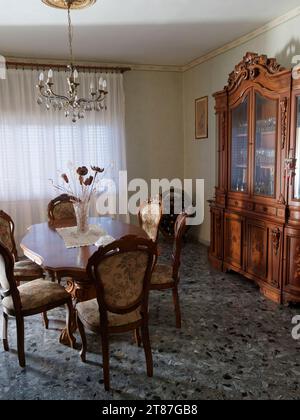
[231,97,248,192]
[254,94,277,197]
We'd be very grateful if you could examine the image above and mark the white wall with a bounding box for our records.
[183,13,300,244]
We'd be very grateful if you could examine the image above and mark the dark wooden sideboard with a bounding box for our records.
[209,52,300,304]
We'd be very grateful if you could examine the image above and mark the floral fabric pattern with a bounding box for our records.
[14,259,44,279]
[140,203,161,242]
[0,254,10,292]
[52,202,75,221]
[97,251,149,309]
[0,216,13,253]
[2,279,69,314]
[77,299,142,329]
[151,263,174,285]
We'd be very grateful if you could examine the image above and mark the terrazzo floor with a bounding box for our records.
[1,239,300,400]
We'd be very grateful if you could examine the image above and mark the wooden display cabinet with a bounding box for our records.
[209,52,300,303]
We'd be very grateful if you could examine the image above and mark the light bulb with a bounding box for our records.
[48,69,53,79]
[103,80,107,90]
[73,69,79,79]
[39,72,44,82]
[99,77,104,89]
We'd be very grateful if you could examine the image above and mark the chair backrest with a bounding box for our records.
[138,198,163,243]
[0,241,21,310]
[0,210,17,261]
[87,236,157,323]
[172,212,187,279]
[48,194,76,224]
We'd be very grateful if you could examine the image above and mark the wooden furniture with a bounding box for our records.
[76,235,157,391]
[0,242,74,367]
[160,188,184,239]
[20,217,149,344]
[48,194,76,226]
[138,198,162,243]
[48,194,77,283]
[0,210,44,285]
[151,212,187,328]
[209,51,300,303]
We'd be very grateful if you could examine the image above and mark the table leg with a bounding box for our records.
[59,302,77,347]
[59,278,96,347]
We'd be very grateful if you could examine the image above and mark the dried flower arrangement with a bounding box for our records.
[51,164,104,233]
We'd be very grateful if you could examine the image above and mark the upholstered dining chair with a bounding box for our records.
[138,198,163,243]
[150,212,187,329]
[48,194,77,284]
[0,210,44,286]
[76,235,157,391]
[48,194,76,226]
[0,241,74,368]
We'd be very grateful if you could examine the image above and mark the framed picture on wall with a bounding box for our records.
[195,96,208,139]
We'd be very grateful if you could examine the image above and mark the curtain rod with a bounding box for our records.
[6,61,131,74]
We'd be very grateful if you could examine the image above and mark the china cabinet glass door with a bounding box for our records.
[294,96,300,199]
[231,96,249,192]
[254,93,277,197]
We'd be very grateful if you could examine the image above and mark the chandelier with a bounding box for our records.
[37,0,108,122]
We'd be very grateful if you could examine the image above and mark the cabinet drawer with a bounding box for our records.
[228,199,253,211]
[254,204,276,217]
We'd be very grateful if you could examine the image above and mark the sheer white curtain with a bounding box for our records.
[0,68,127,247]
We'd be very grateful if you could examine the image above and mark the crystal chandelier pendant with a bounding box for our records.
[37,0,108,122]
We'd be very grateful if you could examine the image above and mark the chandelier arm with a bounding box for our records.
[38,85,70,103]
[77,93,107,105]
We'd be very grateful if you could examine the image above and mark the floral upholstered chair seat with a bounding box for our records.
[2,279,70,316]
[77,299,142,330]
[151,264,174,285]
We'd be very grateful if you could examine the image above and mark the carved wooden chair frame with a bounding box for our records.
[77,235,157,391]
[48,194,77,225]
[150,212,187,328]
[0,241,74,367]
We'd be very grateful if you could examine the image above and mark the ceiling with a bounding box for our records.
[0,0,299,66]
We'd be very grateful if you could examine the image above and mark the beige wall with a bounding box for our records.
[183,13,300,244]
[124,70,184,184]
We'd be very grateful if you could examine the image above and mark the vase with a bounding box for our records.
[74,201,90,234]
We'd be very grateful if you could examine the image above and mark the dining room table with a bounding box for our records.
[20,217,149,346]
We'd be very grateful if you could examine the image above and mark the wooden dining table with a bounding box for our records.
[20,217,148,345]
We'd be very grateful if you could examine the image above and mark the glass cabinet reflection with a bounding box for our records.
[231,97,248,192]
[254,94,277,197]
[295,97,300,200]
